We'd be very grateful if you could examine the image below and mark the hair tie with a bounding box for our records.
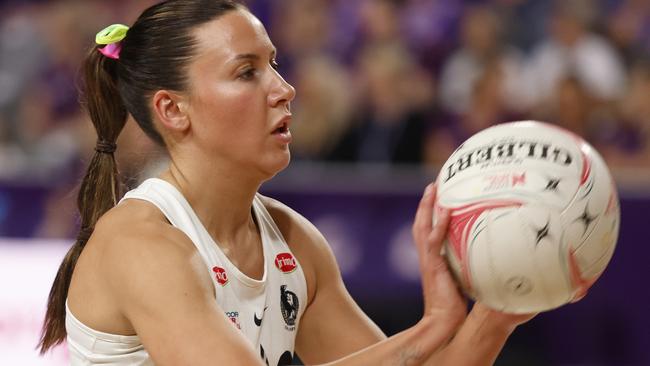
[95,140,117,154]
[99,43,123,60]
[96,24,129,60]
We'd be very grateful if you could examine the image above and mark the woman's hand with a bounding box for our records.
[470,302,537,334]
[413,183,537,365]
[412,183,466,332]
[427,302,536,365]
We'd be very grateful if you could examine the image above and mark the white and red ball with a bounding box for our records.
[436,121,620,313]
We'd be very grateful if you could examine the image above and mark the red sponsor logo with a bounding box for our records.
[212,266,229,286]
[483,172,526,191]
[511,172,526,186]
[275,253,297,273]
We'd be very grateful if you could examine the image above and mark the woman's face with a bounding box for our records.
[183,9,296,179]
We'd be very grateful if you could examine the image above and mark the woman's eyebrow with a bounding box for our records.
[231,48,277,63]
[233,53,260,62]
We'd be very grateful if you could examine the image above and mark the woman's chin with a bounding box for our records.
[260,152,291,181]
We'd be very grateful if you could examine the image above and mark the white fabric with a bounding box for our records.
[66,178,308,366]
[66,302,153,366]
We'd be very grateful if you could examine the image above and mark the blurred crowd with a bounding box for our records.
[0,0,649,237]
[270,0,650,169]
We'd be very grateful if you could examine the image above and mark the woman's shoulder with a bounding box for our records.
[87,199,209,277]
[68,198,211,335]
[257,195,340,302]
[96,199,185,246]
[257,194,324,249]
[88,199,202,272]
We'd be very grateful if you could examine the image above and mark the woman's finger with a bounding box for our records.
[428,207,451,258]
[413,183,436,244]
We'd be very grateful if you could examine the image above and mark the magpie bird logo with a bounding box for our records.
[280,285,299,330]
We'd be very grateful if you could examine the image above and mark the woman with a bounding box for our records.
[39,1,532,365]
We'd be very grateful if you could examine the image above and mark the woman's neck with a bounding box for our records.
[159,159,263,247]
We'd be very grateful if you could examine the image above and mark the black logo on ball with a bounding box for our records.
[280,285,299,330]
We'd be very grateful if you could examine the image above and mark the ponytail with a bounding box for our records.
[39,0,243,353]
[38,47,127,353]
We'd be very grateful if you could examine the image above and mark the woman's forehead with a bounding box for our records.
[192,9,274,65]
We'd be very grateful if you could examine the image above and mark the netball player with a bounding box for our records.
[39,1,533,365]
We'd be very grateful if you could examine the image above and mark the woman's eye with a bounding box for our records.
[239,68,256,80]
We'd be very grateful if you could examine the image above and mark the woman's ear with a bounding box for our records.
[152,90,190,132]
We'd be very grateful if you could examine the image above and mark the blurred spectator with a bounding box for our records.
[425,57,523,168]
[553,76,594,137]
[358,0,402,46]
[269,0,360,77]
[289,56,354,160]
[523,0,627,108]
[400,0,463,73]
[490,0,550,54]
[438,4,526,115]
[534,74,596,138]
[272,0,331,61]
[459,59,523,136]
[325,0,437,164]
[269,0,358,161]
[329,42,435,164]
[605,59,650,167]
[0,3,49,178]
[606,0,650,68]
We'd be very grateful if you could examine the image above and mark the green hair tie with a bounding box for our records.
[95,24,129,45]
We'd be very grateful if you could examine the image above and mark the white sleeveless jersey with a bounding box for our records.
[66,178,308,366]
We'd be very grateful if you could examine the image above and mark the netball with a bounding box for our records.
[436,121,620,314]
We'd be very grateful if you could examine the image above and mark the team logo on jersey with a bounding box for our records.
[274,253,297,273]
[225,311,241,329]
[279,285,299,331]
[212,266,229,286]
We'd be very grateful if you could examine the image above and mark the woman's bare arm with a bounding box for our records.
[96,213,263,366]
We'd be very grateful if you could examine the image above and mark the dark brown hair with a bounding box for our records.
[39,0,242,353]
